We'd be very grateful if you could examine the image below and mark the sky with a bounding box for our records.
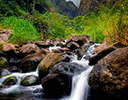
[66,0,81,8]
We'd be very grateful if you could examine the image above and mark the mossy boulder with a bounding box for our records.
[2,76,17,85]
[20,75,40,86]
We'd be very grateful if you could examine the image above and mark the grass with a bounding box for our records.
[1,16,41,45]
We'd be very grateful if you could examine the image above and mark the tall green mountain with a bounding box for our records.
[79,0,125,15]
[48,0,78,19]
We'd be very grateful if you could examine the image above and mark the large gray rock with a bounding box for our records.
[89,46,128,100]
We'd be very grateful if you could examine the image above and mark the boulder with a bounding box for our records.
[89,42,126,65]
[41,62,85,98]
[2,76,17,85]
[0,34,9,42]
[35,41,50,48]
[38,52,63,80]
[89,46,128,100]
[20,43,40,56]
[21,49,49,72]
[89,45,116,65]
[0,57,9,76]
[72,34,94,46]
[67,42,80,50]
[66,34,76,44]
[2,43,16,57]
[20,75,39,86]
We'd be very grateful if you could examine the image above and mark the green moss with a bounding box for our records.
[2,76,17,85]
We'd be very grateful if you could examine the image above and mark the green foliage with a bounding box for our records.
[0,0,27,17]
[1,16,40,45]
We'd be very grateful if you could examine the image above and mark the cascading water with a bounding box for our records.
[0,43,99,100]
[64,43,100,100]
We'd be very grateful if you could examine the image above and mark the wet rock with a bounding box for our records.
[41,62,85,98]
[38,52,63,80]
[35,41,50,48]
[20,43,40,56]
[1,69,11,76]
[67,42,80,50]
[2,76,17,85]
[89,42,126,65]
[92,41,108,53]
[72,34,94,46]
[20,75,39,86]
[21,49,49,72]
[9,57,21,66]
[66,34,76,44]
[0,51,6,57]
[1,43,16,58]
[57,42,66,47]
[89,45,116,65]
[89,46,128,100]
[59,47,70,52]
[52,49,62,53]
[0,57,9,76]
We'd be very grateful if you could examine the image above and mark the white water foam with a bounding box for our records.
[49,44,61,52]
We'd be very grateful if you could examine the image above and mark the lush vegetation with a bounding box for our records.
[0,0,127,45]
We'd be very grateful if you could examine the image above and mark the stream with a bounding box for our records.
[0,44,99,100]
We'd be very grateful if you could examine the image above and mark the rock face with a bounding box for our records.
[89,46,128,100]
[79,0,120,15]
[38,52,63,80]
[41,62,85,98]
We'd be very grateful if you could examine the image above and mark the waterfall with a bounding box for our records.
[69,66,93,100]
[64,44,100,100]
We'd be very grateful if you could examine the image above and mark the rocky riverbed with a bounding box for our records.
[0,29,128,100]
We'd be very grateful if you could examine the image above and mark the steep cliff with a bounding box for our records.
[79,0,121,15]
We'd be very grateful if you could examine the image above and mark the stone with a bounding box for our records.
[89,45,116,65]
[66,34,76,44]
[67,42,80,50]
[2,43,16,57]
[20,75,39,86]
[89,46,128,100]
[0,34,9,42]
[21,49,49,72]
[41,62,85,98]
[35,41,50,48]
[20,43,40,56]
[38,52,63,80]
[2,76,17,85]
